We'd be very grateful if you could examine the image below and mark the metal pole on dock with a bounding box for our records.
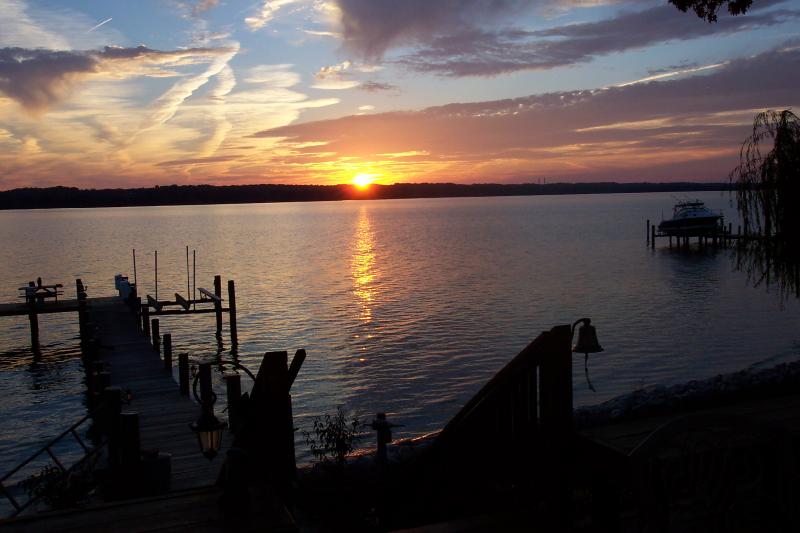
[151,318,160,353]
[163,333,172,371]
[179,353,190,396]
[154,251,158,302]
[228,280,238,346]
[214,275,223,338]
[192,250,196,311]
[186,246,190,303]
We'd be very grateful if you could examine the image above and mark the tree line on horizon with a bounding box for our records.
[0,182,734,210]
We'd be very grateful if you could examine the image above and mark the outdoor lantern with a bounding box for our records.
[190,362,228,461]
[571,318,603,392]
[190,410,227,460]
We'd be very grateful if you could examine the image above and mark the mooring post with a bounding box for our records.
[650,225,655,249]
[102,387,123,465]
[214,275,223,338]
[646,219,650,244]
[224,373,242,433]
[163,333,172,371]
[28,303,40,349]
[179,353,190,396]
[151,318,160,353]
[227,279,238,346]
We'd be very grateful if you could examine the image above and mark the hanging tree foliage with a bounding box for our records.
[729,110,800,298]
[668,0,753,22]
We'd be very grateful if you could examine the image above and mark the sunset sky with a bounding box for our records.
[0,0,798,189]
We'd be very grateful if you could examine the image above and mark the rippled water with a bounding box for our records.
[1,192,799,472]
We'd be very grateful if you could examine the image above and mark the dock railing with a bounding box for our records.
[401,325,574,526]
[0,395,117,520]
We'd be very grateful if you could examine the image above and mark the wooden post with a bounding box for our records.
[650,225,655,249]
[28,304,40,349]
[227,280,238,346]
[103,386,123,470]
[646,219,650,244]
[261,351,294,492]
[539,325,573,529]
[151,318,160,353]
[163,333,172,371]
[225,373,242,433]
[142,305,150,336]
[669,236,672,247]
[214,275,223,338]
[179,353,190,396]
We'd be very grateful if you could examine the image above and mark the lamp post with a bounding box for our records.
[571,318,604,392]
[189,362,227,460]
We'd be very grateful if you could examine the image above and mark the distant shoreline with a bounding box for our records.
[0,182,733,210]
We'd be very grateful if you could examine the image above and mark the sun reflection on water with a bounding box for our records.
[351,207,376,324]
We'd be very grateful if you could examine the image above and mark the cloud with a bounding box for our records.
[245,0,302,30]
[394,3,799,76]
[312,60,361,89]
[136,43,239,135]
[192,0,220,16]
[357,80,399,92]
[0,44,238,113]
[249,45,800,182]
[335,0,540,62]
[0,48,97,113]
[156,155,237,166]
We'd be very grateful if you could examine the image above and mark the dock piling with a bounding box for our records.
[28,303,40,348]
[650,225,655,249]
[163,333,172,371]
[646,220,650,244]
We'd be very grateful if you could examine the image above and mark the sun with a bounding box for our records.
[352,173,379,189]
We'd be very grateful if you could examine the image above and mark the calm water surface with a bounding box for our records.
[1,192,799,472]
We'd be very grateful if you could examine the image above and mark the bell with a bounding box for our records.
[573,320,604,354]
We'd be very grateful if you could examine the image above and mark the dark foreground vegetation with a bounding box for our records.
[0,181,731,210]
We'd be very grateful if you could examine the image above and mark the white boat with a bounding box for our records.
[658,200,722,236]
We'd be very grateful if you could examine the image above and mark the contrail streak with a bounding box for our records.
[87,18,112,33]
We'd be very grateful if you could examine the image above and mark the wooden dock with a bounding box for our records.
[0,300,81,317]
[88,296,229,491]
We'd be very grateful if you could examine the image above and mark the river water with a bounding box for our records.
[1,192,798,473]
